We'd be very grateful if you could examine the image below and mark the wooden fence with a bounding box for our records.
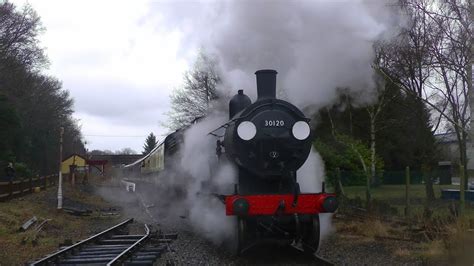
[0,175,56,201]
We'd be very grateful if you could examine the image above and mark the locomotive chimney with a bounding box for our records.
[255,69,277,100]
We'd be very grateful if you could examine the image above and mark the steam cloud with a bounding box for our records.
[156,0,399,107]
[145,0,399,248]
[178,112,237,245]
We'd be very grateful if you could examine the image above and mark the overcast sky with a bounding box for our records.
[12,0,198,153]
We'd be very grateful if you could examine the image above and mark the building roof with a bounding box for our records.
[62,153,87,163]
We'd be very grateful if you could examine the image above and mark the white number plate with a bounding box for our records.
[264,120,285,127]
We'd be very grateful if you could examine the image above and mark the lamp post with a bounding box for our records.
[57,127,64,210]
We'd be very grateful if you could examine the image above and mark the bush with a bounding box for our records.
[314,135,384,187]
[13,162,34,179]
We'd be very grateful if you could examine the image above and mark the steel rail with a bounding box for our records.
[107,223,150,266]
[31,218,134,265]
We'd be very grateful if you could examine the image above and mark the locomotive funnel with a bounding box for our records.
[255,69,277,100]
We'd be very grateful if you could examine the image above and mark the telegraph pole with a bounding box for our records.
[57,127,64,210]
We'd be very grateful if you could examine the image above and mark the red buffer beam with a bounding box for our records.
[225,193,338,216]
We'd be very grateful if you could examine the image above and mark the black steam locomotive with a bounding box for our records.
[220,70,337,254]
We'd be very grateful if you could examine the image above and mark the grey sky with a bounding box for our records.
[13,0,193,152]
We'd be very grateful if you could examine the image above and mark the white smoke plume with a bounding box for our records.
[178,111,237,244]
[154,0,399,108]
[297,148,335,240]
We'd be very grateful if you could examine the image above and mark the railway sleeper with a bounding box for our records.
[66,255,118,261]
[124,261,154,266]
[129,255,158,260]
[131,251,162,257]
[98,239,140,244]
[72,252,123,258]
[137,247,166,253]
[75,249,125,255]
[110,234,144,239]
[57,257,117,264]
[84,244,130,249]
[126,260,156,265]
[79,246,127,251]
[77,248,127,253]
[57,263,104,266]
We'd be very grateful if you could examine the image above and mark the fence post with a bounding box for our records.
[405,166,410,217]
[8,180,13,199]
[460,164,465,216]
[335,167,341,196]
[19,179,23,196]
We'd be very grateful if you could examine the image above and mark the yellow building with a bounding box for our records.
[61,154,87,175]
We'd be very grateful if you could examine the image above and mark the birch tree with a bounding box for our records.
[167,51,221,130]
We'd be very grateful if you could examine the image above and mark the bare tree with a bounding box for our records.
[0,2,47,72]
[420,0,472,190]
[375,0,469,200]
[166,50,221,130]
[379,0,472,193]
[366,70,399,188]
[116,148,137,155]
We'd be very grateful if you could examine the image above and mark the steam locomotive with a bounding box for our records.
[124,69,337,255]
[220,70,337,254]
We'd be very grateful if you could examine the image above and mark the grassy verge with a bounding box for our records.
[338,184,474,263]
[0,182,122,265]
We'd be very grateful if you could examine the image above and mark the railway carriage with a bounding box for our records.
[123,128,185,177]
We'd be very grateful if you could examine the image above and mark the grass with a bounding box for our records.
[342,184,474,219]
[336,219,389,238]
[339,184,474,263]
[0,182,121,265]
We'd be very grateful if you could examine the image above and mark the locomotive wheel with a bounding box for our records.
[303,215,320,254]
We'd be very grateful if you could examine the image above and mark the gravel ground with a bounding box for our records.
[156,214,330,265]
[97,181,424,266]
[154,213,422,265]
[318,234,421,266]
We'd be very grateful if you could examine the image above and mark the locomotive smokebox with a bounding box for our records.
[255,69,277,100]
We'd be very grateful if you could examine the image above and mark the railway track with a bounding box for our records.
[31,218,176,265]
